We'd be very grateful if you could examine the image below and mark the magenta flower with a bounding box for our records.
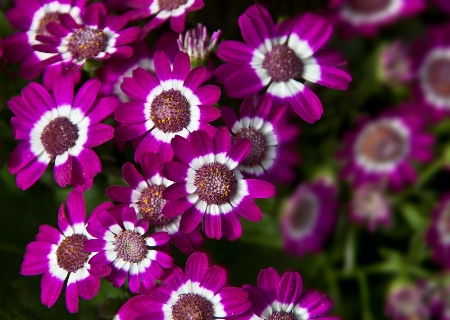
[3,0,85,80]
[115,51,221,163]
[243,268,338,320]
[33,2,140,75]
[280,180,338,256]
[8,76,118,191]
[426,193,450,269]
[128,0,204,33]
[115,252,251,320]
[385,283,430,320]
[106,152,203,255]
[337,106,434,191]
[221,95,299,184]
[162,128,275,240]
[84,204,174,293]
[20,190,99,313]
[216,4,351,123]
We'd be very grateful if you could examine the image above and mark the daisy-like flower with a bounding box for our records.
[412,23,450,120]
[84,204,174,293]
[221,95,299,183]
[280,180,337,256]
[3,0,85,80]
[348,183,391,232]
[337,106,434,190]
[161,127,275,240]
[242,267,338,320]
[115,51,221,163]
[106,152,203,255]
[426,193,450,269]
[385,283,430,320]
[378,40,414,85]
[128,0,204,33]
[33,2,140,75]
[20,190,99,313]
[215,4,351,124]
[329,0,424,37]
[115,252,251,320]
[7,76,118,191]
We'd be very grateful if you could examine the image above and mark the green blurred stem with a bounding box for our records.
[415,158,445,189]
[357,271,373,320]
[343,225,357,275]
[321,254,341,310]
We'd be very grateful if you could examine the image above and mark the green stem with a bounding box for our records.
[343,225,357,275]
[357,271,373,320]
[415,158,445,189]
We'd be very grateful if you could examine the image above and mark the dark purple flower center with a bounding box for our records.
[67,27,108,60]
[171,293,214,320]
[158,0,188,11]
[269,311,298,320]
[289,192,318,233]
[138,185,172,226]
[262,45,303,82]
[359,124,406,164]
[232,128,267,167]
[427,57,450,97]
[37,12,60,36]
[151,89,191,133]
[114,230,147,263]
[194,163,237,205]
[347,0,390,14]
[41,117,79,160]
[56,233,89,273]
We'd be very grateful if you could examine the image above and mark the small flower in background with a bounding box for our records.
[242,267,338,320]
[162,128,275,240]
[3,0,85,80]
[385,282,430,320]
[280,180,337,256]
[7,76,118,190]
[349,183,391,232]
[106,152,203,254]
[378,40,414,86]
[215,4,351,124]
[84,205,174,293]
[426,193,450,269]
[33,2,140,75]
[114,252,251,320]
[115,51,221,163]
[329,0,425,37]
[337,106,434,191]
[127,0,204,33]
[412,23,450,121]
[20,191,99,313]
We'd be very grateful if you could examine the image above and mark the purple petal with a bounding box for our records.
[54,155,72,188]
[88,96,119,124]
[185,252,209,283]
[77,274,99,300]
[162,197,193,218]
[233,196,263,222]
[298,290,333,317]
[52,75,74,106]
[305,65,351,90]
[154,51,172,82]
[22,82,56,114]
[257,268,281,302]
[227,138,252,165]
[65,190,86,229]
[132,67,160,93]
[36,225,62,244]
[170,12,186,33]
[41,272,65,308]
[15,159,47,190]
[8,142,36,175]
[184,66,206,92]
[213,127,232,154]
[163,182,189,200]
[190,129,214,157]
[221,211,242,240]
[217,41,253,64]
[171,135,196,165]
[85,123,114,148]
[290,13,331,54]
[239,4,273,48]
[195,84,221,106]
[73,148,101,180]
[246,179,275,198]
[180,205,204,233]
[198,105,221,122]
[106,186,133,203]
[220,106,239,129]
[202,265,226,294]
[224,68,266,98]
[278,272,303,308]
[205,213,222,239]
[172,51,191,81]
[73,79,101,114]
[216,287,251,317]
[65,279,79,313]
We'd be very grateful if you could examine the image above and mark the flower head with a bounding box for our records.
[85,204,174,293]
[8,76,118,190]
[216,4,351,123]
[178,23,221,64]
[379,40,414,85]
[115,51,221,163]
[115,252,251,320]
[385,282,430,320]
[20,190,99,313]
[280,180,338,256]
[426,193,450,269]
[162,127,275,240]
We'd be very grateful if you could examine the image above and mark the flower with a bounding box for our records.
[20,190,99,313]
[221,95,299,183]
[337,106,434,190]
[242,267,338,320]
[7,76,118,190]
[412,23,450,120]
[426,193,450,269]
[115,51,221,163]
[3,0,85,80]
[385,282,430,320]
[329,0,424,37]
[84,204,174,293]
[33,2,140,75]
[128,0,204,33]
[162,127,275,240]
[378,40,414,85]
[114,252,251,320]
[215,4,351,124]
[348,183,391,232]
[106,152,203,255]
[280,180,338,256]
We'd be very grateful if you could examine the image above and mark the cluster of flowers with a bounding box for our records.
[1,0,356,318]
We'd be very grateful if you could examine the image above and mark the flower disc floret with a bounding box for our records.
[67,27,108,60]
[151,89,191,133]
[56,233,89,273]
[40,117,79,159]
[262,45,303,82]
[172,293,214,320]
[194,163,237,205]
